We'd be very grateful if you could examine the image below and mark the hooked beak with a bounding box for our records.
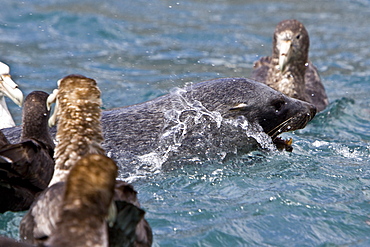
[47,89,59,127]
[0,75,23,107]
[106,201,117,227]
[278,40,292,72]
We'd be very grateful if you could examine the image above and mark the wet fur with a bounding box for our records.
[102,77,315,169]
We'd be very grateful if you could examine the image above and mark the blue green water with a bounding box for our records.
[1,0,370,246]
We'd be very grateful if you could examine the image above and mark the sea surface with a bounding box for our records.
[1,0,370,246]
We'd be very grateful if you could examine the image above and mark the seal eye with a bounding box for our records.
[272,99,285,112]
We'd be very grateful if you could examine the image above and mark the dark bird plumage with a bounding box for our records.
[0,91,54,213]
[20,173,152,247]
[20,75,152,247]
[251,19,328,112]
[109,181,153,247]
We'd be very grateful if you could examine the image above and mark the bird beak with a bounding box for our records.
[0,75,23,107]
[106,202,117,227]
[47,89,58,110]
[47,89,59,127]
[278,40,292,72]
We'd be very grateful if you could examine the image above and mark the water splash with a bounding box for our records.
[115,85,276,182]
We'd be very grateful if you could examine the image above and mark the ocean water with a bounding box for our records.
[1,0,370,246]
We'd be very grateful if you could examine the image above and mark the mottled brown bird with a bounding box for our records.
[44,154,118,247]
[251,19,328,112]
[46,74,104,186]
[20,75,152,247]
[2,154,142,247]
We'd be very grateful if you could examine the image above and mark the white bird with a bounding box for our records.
[0,61,23,129]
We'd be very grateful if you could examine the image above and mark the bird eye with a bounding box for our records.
[296,34,301,39]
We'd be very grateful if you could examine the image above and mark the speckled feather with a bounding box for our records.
[20,75,152,247]
[252,19,328,111]
[44,154,117,247]
[19,154,117,247]
[49,75,104,186]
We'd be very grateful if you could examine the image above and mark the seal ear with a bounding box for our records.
[230,103,248,111]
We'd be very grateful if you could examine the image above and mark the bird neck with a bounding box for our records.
[22,123,52,145]
[49,105,104,186]
[267,57,307,101]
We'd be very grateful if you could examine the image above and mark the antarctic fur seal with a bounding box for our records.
[102,77,316,174]
[251,19,328,112]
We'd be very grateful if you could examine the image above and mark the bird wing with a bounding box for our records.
[19,183,64,244]
[251,56,272,84]
[305,61,329,111]
[0,139,54,189]
[111,180,153,246]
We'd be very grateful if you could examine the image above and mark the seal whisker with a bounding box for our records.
[268,112,311,140]
[267,117,293,137]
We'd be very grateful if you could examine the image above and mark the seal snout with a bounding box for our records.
[286,102,316,136]
[306,102,317,122]
[295,101,317,129]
